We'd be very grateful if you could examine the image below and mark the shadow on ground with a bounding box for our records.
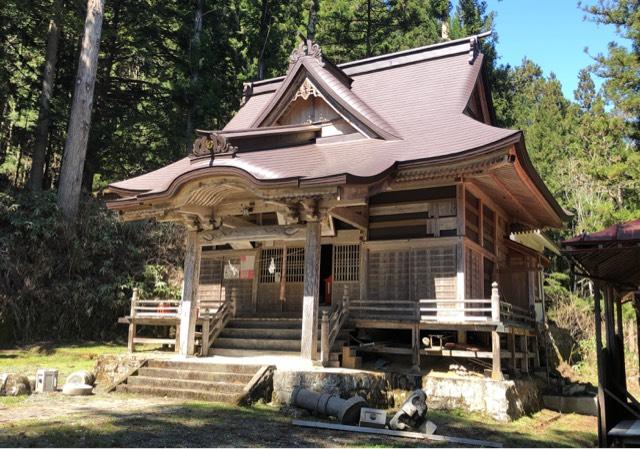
[0,397,597,448]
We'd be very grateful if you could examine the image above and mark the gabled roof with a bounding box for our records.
[107,33,568,228]
[249,43,398,139]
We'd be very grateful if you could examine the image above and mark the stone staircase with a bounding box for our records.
[116,360,266,403]
[209,318,350,367]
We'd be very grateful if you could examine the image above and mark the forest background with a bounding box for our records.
[1,0,638,386]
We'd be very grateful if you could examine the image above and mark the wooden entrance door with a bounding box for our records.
[256,247,304,315]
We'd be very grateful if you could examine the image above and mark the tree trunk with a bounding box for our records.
[256,0,270,81]
[27,0,63,192]
[56,0,105,221]
[366,0,371,57]
[307,0,320,40]
[185,0,203,153]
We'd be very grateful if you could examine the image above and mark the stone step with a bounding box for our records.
[214,337,301,351]
[209,348,300,357]
[116,384,239,403]
[138,367,254,384]
[227,319,302,329]
[146,359,260,374]
[219,327,302,340]
[128,375,246,394]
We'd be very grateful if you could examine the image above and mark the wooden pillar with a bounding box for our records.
[521,334,529,374]
[178,231,201,356]
[127,288,138,353]
[533,334,541,369]
[491,330,502,380]
[594,281,607,448]
[508,328,516,373]
[200,319,210,356]
[251,247,260,313]
[280,245,288,312]
[320,311,329,366]
[301,221,321,360]
[412,324,421,368]
[456,183,466,319]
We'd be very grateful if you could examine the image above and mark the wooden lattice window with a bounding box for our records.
[483,205,496,253]
[465,190,480,243]
[259,248,283,283]
[333,244,360,282]
[285,247,305,282]
[200,257,223,284]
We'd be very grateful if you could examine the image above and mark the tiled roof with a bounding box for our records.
[110,35,521,196]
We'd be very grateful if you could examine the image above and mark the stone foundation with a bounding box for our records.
[272,369,421,409]
[272,369,542,422]
[94,354,150,390]
[423,373,542,421]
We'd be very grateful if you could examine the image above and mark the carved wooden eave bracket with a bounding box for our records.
[191,131,238,160]
[288,37,323,73]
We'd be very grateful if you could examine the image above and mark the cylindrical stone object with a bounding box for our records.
[291,387,366,424]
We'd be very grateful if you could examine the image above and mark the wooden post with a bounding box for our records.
[280,245,288,312]
[174,323,180,353]
[508,329,516,373]
[251,247,260,313]
[412,324,421,368]
[320,311,329,367]
[127,288,138,353]
[491,281,500,322]
[301,221,321,360]
[521,334,529,374]
[456,183,466,320]
[200,319,210,356]
[533,334,541,369]
[593,281,608,448]
[179,231,201,356]
[491,331,502,380]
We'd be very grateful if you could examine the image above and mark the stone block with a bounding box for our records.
[1,373,31,396]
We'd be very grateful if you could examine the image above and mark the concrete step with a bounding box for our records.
[214,337,301,351]
[138,367,254,384]
[146,359,260,374]
[227,319,302,329]
[127,375,246,394]
[116,384,239,403]
[219,327,302,340]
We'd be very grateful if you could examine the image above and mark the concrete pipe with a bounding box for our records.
[291,386,366,424]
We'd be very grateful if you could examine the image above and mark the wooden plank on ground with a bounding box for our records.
[291,419,503,448]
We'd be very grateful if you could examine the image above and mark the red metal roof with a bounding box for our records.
[563,219,640,245]
[562,219,640,289]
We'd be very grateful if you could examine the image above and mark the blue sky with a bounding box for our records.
[484,0,626,99]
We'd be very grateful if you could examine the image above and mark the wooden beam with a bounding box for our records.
[201,224,306,244]
[178,231,201,356]
[329,206,368,231]
[488,173,539,227]
[221,215,257,228]
[301,221,321,360]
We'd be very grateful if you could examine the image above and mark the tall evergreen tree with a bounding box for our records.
[56,0,105,220]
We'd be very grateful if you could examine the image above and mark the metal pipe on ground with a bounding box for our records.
[291,386,367,424]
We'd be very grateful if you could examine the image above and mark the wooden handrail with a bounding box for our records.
[320,286,350,366]
[202,295,234,354]
[130,292,181,318]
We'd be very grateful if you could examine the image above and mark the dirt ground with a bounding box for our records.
[0,391,597,448]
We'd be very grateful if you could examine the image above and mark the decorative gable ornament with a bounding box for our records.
[191,132,238,159]
[292,78,320,102]
[288,38,323,72]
